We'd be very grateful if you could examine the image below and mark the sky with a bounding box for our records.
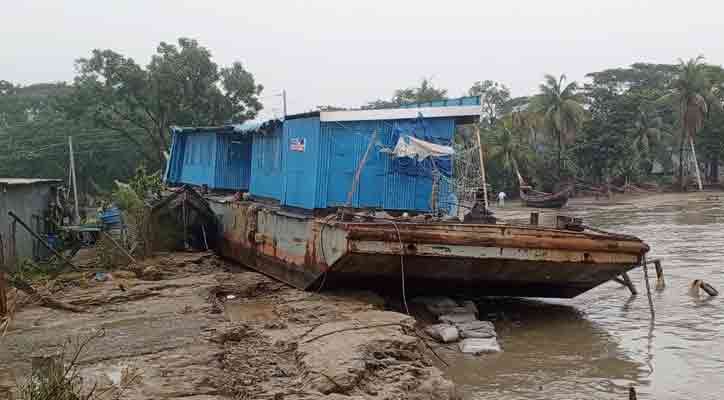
[2,0,724,120]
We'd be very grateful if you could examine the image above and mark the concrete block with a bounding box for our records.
[456,320,496,338]
[458,338,501,354]
[424,324,459,343]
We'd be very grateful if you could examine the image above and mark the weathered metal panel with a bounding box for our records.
[214,133,252,191]
[282,116,321,209]
[250,125,284,200]
[177,132,217,187]
[316,118,455,212]
[0,182,56,260]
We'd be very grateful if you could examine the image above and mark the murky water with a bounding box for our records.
[448,192,724,400]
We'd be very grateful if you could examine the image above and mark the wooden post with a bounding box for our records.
[689,136,703,191]
[346,129,378,208]
[0,233,7,316]
[620,272,638,296]
[654,260,665,290]
[430,168,439,213]
[530,212,539,226]
[69,136,81,224]
[642,259,655,319]
[474,124,488,210]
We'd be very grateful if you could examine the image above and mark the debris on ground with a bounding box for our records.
[0,253,460,399]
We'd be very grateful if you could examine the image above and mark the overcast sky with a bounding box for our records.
[3,0,723,120]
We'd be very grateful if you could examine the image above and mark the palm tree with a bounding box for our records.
[665,56,719,190]
[486,115,532,187]
[534,74,586,178]
[632,105,672,174]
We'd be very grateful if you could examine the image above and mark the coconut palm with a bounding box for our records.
[632,105,672,174]
[664,56,720,190]
[534,74,586,178]
[486,115,532,187]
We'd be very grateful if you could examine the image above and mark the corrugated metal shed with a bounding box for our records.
[165,126,252,191]
[0,179,59,260]
[244,96,479,213]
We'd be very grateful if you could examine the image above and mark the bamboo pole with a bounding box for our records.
[6,211,77,270]
[346,129,378,208]
[474,125,488,209]
[69,136,81,224]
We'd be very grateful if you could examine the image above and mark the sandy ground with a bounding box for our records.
[0,252,457,400]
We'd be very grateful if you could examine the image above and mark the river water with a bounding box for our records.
[447,192,724,400]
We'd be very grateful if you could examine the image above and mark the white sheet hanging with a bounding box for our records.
[389,135,454,160]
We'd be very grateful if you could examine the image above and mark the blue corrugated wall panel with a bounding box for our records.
[177,132,217,187]
[282,117,321,209]
[165,132,186,184]
[317,117,455,212]
[214,133,252,190]
[250,125,284,200]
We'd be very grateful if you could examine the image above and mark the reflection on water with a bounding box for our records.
[449,193,724,400]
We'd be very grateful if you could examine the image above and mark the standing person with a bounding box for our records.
[497,191,507,207]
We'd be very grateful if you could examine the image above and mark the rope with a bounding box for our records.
[378,219,409,315]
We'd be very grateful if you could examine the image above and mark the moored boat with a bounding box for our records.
[210,199,648,298]
[165,96,649,299]
[520,185,572,208]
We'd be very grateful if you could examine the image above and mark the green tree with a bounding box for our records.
[0,82,143,194]
[363,78,448,109]
[65,38,264,167]
[468,80,511,127]
[533,74,586,178]
[662,57,721,190]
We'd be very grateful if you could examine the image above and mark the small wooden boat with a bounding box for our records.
[520,185,572,208]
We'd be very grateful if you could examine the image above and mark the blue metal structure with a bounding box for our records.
[245,113,462,213]
[166,96,479,213]
[165,126,253,191]
[249,124,284,200]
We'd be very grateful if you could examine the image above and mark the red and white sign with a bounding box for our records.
[290,137,305,152]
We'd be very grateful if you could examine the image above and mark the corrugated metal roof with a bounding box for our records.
[399,96,481,109]
[170,119,282,135]
[0,178,61,185]
[319,105,481,122]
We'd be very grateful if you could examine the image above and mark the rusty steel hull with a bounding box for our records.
[210,201,648,298]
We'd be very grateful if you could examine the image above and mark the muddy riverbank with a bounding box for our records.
[0,252,456,399]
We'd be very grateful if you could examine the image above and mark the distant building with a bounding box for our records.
[0,178,61,261]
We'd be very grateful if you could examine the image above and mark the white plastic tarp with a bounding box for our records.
[389,135,454,160]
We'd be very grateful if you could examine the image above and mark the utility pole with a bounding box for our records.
[282,90,287,119]
[68,136,80,224]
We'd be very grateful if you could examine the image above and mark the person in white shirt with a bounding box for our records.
[497,191,506,207]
